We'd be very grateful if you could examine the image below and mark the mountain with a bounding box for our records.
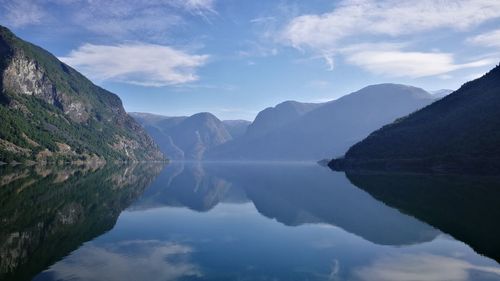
[245,100,322,139]
[431,89,454,98]
[131,112,232,160]
[208,84,436,161]
[329,64,500,174]
[222,120,251,139]
[0,26,164,163]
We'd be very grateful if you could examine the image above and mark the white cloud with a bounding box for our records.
[282,0,500,50]
[354,254,500,281]
[46,240,202,281]
[280,0,500,73]
[467,28,500,47]
[342,44,494,78]
[60,43,209,86]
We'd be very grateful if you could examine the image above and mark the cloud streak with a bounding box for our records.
[467,28,500,48]
[341,44,494,78]
[60,43,209,86]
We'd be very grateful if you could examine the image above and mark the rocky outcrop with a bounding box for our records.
[3,53,91,123]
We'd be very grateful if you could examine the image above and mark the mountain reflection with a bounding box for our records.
[345,172,500,263]
[132,162,439,246]
[132,162,237,212]
[0,163,164,281]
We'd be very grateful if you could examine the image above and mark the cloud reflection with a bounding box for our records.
[41,240,201,281]
[354,254,500,281]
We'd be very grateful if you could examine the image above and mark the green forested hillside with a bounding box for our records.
[0,26,164,163]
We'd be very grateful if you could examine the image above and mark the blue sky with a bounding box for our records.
[1,0,500,120]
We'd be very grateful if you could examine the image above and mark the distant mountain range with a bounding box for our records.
[0,26,164,163]
[135,84,438,161]
[130,112,249,160]
[207,84,437,161]
[330,63,500,174]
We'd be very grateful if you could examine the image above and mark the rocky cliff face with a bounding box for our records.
[3,52,90,123]
[0,25,165,163]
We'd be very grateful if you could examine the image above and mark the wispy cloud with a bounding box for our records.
[0,0,217,40]
[280,0,500,72]
[0,0,45,27]
[70,0,217,40]
[60,43,209,86]
[467,28,500,48]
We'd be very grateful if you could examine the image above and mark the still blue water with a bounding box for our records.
[1,162,499,281]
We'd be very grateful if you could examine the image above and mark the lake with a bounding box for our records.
[1,162,499,281]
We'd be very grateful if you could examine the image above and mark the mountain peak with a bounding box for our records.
[350,83,433,100]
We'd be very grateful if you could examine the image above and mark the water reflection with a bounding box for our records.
[0,163,164,281]
[345,172,500,264]
[1,162,500,281]
[132,162,439,246]
[353,253,500,281]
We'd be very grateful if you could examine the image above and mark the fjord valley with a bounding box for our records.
[2,0,500,280]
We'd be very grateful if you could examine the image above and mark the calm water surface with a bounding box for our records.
[1,162,500,281]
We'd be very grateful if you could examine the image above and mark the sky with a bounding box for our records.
[1,0,500,121]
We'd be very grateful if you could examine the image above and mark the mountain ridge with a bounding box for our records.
[207,83,436,161]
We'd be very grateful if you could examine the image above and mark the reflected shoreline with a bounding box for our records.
[345,171,500,264]
[0,163,165,281]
